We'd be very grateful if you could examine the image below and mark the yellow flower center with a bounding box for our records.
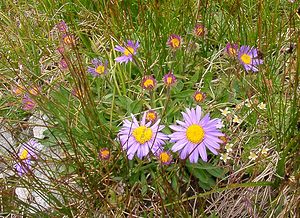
[29,87,38,95]
[143,79,154,88]
[146,112,156,121]
[100,150,110,158]
[20,149,28,160]
[170,38,180,48]
[14,86,24,95]
[64,35,75,45]
[25,100,34,107]
[229,48,236,55]
[132,126,153,144]
[195,93,203,102]
[166,77,173,84]
[95,65,105,74]
[196,27,203,35]
[186,124,205,144]
[124,46,134,56]
[159,152,171,163]
[240,54,251,64]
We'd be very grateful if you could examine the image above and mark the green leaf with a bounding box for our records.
[173,90,194,99]
[173,80,184,93]
[141,173,148,196]
[198,181,212,190]
[116,96,133,111]
[129,100,143,114]
[171,176,179,194]
[190,71,200,84]
[187,165,210,183]
[187,161,219,170]
[206,168,226,179]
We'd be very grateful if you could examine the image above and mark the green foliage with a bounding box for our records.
[186,161,227,190]
[0,0,299,217]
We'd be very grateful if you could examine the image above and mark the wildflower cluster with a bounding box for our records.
[56,21,75,47]
[56,21,75,71]
[75,23,255,165]
[0,0,297,215]
[12,84,39,111]
[12,20,266,168]
[118,106,224,164]
[225,43,263,72]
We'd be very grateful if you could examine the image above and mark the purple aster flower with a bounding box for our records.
[22,95,36,110]
[62,33,75,46]
[169,105,224,163]
[238,45,263,72]
[157,150,172,165]
[163,72,176,87]
[145,110,158,123]
[225,43,239,57]
[87,58,108,77]
[118,112,169,160]
[99,148,110,160]
[141,75,157,90]
[114,40,139,64]
[193,91,206,103]
[167,34,181,49]
[193,24,207,37]
[15,139,42,176]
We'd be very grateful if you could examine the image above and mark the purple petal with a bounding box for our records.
[131,114,139,127]
[179,145,190,159]
[156,132,169,140]
[141,144,149,157]
[169,132,186,141]
[127,40,137,48]
[200,113,210,125]
[128,153,134,160]
[137,146,144,159]
[181,112,192,125]
[205,135,223,144]
[176,120,188,127]
[141,112,146,126]
[171,139,188,152]
[206,145,218,155]
[189,149,199,163]
[195,105,202,122]
[135,41,140,49]
[115,56,130,63]
[151,119,161,130]
[169,125,186,132]
[250,48,258,57]
[198,144,207,162]
[114,45,125,52]
[127,142,139,155]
